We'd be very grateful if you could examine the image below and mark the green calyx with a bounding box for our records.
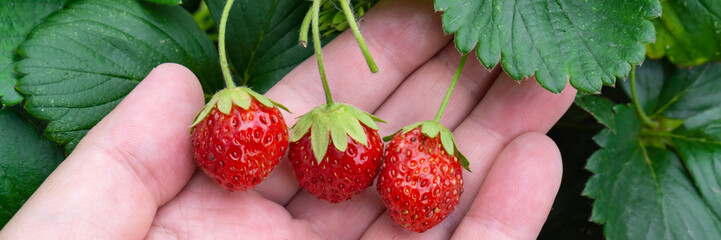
[290,103,385,163]
[385,121,471,172]
[191,87,289,127]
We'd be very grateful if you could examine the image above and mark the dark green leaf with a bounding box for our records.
[673,139,721,220]
[0,0,69,106]
[623,60,721,119]
[15,0,222,153]
[620,60,665,114]
[207,0,316,93]
[646,0,721,66]
[0,109,64,227]
[434,0,661,93]
[574,94,617,132]
[584,105,721,239]
[671,110,721,219]
[144,0,182,5]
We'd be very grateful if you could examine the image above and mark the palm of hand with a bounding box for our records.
[0,0,574,239]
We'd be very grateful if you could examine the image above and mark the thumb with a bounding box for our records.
[0,63,204,239]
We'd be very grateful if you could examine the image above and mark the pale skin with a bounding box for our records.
[0,0,576,239]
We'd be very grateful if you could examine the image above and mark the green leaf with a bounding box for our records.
[574,94,617,132]
[206,0,318,93]
[622,60,721,119]
[311,114,330,164]
[669,110,721,219]
[646,0,721,66]
[15,0,223,153]
[584,104,721,239]
[0,109,64,227]
[144,0,182,5]
[0,0,69,106]
[434,0,661,93]
[673,139,721,220]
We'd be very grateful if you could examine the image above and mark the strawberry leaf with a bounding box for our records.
[0,109,64,227]
[620,60,721,119]
[583,105,721,239]
[15,0,222,153]
[434,0,661,93]
[585,60,721,238]
[143,0,182,4]
[0,0,69,106]
[574,94,617,132]
[646,0,721,66]
[206,0,323,93]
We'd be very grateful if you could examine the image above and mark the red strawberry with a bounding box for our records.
[288,103,385,203]
[191,87,289,191]
[378,123,469,232]
[290,123,383,203]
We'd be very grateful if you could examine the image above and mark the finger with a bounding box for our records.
[451,132,562,239]
[285,43,500,239]
[362,74,576,239]
[0,64,203,239]
[257,0,452,204]
[146,171,323,240]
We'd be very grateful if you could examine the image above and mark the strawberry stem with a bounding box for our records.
[218,0,236,88]
[312,0,334,106]
[339,0,378,73]
[434,54,468,123]
[630,65,659,129]
[299,7,312,48]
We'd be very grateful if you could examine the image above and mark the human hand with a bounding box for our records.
[0,0,575,239]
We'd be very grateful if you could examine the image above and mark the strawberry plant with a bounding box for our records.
[0,0,719,239]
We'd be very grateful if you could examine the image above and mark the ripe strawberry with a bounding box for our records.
[288,103,385,203]
[191,87,289,192]
[290,123,383,203]
[378,122,470,232]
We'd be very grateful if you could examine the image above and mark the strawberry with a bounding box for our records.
[290,123,383,203]
[191,87,289,192]
[288,103,385,203]
[378,122,470,232]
